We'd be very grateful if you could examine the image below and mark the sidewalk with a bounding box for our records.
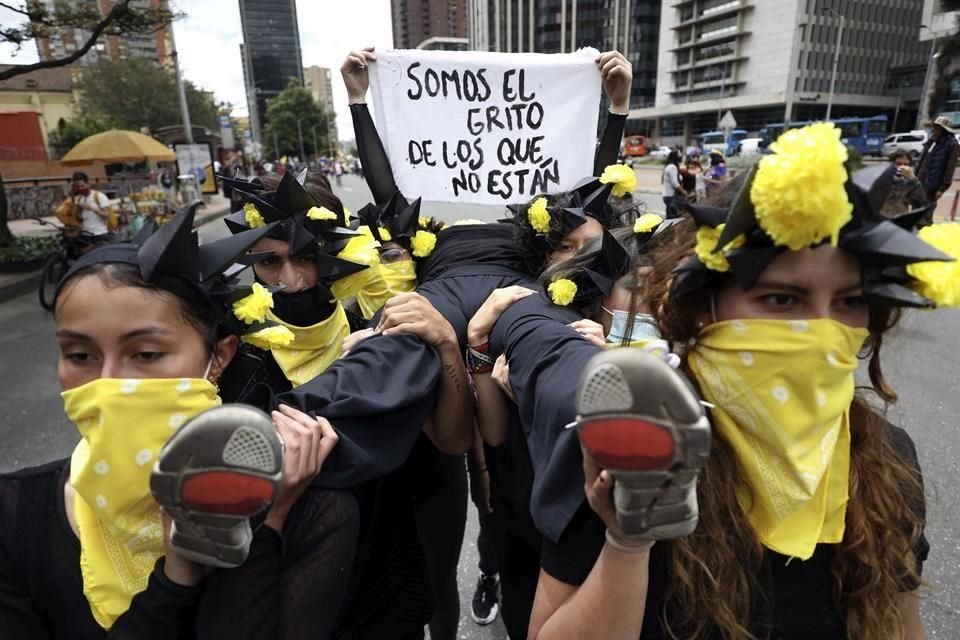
[0,194,232,304]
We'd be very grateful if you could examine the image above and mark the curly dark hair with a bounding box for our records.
[512,191,643,274]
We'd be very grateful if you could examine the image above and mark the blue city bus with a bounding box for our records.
[697,129,748,156]
[759,116,888,156]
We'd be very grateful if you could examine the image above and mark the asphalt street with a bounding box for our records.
[0,174,956,637]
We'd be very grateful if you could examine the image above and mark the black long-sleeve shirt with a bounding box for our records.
[0,460,358,640]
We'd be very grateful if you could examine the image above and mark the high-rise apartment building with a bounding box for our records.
[303,65,338,145]
[239,0,304,144]
[468,0,662,116]
[33,0,172,68]
[392,0,468,49]
[303,66,334,108]
[633,0,927,144]
[920,0,960,123]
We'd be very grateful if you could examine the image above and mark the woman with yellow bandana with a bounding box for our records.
[529,123,958,640]
[0,204,358,639]
[217,171,371,397]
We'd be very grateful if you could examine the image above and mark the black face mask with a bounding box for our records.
[270,284,336,327]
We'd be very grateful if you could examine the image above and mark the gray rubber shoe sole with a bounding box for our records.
[150,404,283,568]
[576,348,711,540]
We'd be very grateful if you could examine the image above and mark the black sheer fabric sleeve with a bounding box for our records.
[278,489,358,640]
[594,112,627,174]
[351,103,399,206]
[194,491,357,640]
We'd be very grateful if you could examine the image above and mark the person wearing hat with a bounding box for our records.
[917,115,959,204]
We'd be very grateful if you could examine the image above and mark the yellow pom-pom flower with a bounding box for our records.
[242,325,295,350]
[411,230,437,258]
[232,282,274,324]
[244,203,265,228]
[527,197,551,233]
[695,223,745,272]
[599,163,637,198]
[379,227,393,242]
[750,122,853,250]
[307,206,338,221]
[907,223,960,307]
[419,216,430,229]
[548,278,578,306]
[634,213,664,234]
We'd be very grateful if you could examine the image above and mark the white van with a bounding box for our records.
[881,131,927,159]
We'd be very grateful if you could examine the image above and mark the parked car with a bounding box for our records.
[735,137,765,157]
[882,131,927,160]
[648,146,672,160]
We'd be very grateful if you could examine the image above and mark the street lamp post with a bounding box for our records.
[296,116,309,164]
[168,25,193,145]
[311,125,319,162]
[820,4,846,121]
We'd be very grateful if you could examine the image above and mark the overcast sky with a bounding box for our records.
[0,0,394,139]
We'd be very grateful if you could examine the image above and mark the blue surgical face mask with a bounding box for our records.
[602,306,661,344]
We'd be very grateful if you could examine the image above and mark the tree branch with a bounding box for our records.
[0,1,30,17]
[0,0,147,81]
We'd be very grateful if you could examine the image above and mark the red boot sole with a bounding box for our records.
[181,471,276,517]
[579,418,676,470]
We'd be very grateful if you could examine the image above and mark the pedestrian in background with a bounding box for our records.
[661,149,685,218]
[883,150,930,222]
[917,115,959,204]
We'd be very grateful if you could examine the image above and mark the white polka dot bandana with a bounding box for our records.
[687,318,869,560]
[62,377,221,628]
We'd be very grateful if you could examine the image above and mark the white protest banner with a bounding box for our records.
[369,48,601,206]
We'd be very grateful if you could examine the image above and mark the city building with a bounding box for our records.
[302,66,339,147]
[33,0,173,68]
[303,66,334,108]
[239,0,304,144]
[391,0,468,49]
[467,0,662,120]
[0,65,78,155]
[632,0,928,145]
[919,0,960,124]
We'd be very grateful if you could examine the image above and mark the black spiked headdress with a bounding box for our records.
[554,229,631,306]
[222,170,366,285]
[675,148,951,307]
[358,190,423,246]
[59,201,276,313]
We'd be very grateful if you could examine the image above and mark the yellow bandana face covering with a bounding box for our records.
[64,377,221,628]
[355,260,418,319]
[265,302,351,386]
[687,318,869,560]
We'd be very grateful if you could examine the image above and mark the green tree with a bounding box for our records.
[71,57,217,133]
[0,0,178,81]
[47,113,114,156]
[263,79,336,160]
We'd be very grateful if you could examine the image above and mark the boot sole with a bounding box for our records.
[576,349,710,539]
[150,404,282,568]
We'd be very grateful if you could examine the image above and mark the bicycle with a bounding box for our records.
[35,219,97,311]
